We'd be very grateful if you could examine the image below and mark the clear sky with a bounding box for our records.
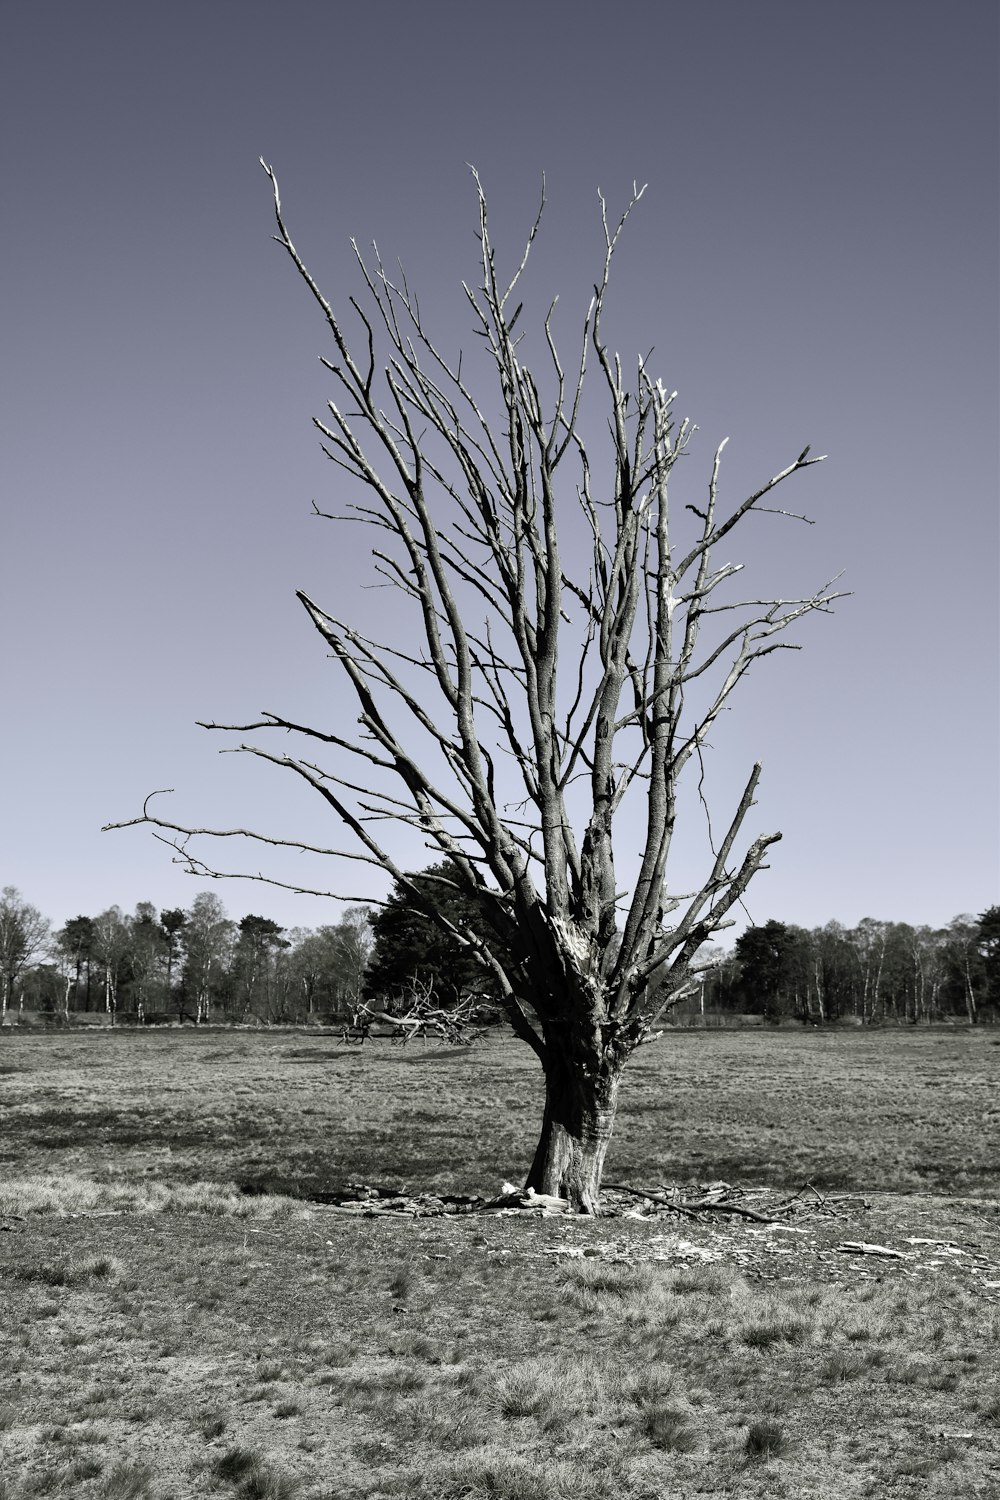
[2,0,997,940]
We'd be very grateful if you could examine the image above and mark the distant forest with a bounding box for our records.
[1,882,997,1028]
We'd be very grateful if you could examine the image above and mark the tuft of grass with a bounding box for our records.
[69,1455,104,1481]
[820,1349,865,1382]
[741,1315,810,1348]
[213,1446,301,1499]
[668,1263,732,1296]
[893,1455,936,1479]
[390,1395,480,1451]
[388,1264,417,1301]
[215,1447,264,1482]
[625,1363,677,1408]
[13,1254,119,1287]
[101,1461,156,1500]
[642,1403,699,1451]
[496,1365,549,1421]
[318,1341,356,1368]
[240,1465,301,1500]
[979,1391,1000,1424]
[744,1419,790,1462]
[201,1412,228,1439]
[562,1260,657,1299]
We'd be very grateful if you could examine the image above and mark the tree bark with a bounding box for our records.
[525,1044,623,1214]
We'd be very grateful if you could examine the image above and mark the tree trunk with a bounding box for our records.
[525,1048,623,1214]
[963,957,978,1025]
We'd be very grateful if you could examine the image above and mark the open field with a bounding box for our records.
[1,1027,998,1498]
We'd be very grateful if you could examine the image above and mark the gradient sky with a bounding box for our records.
[2,0,997,941]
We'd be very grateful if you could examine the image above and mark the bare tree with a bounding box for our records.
[112,167,845,1210]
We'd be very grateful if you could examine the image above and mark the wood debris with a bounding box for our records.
[601,1179,863,1225]
[836,1241,910,1260]
[302,1177,873,1225]
[537,1234,720,1264]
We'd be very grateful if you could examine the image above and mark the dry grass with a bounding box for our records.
[0,1026,998,1498]
[2,1025,997,1204]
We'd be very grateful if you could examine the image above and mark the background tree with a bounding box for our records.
[940,915,986,1025]
[365,862,498,1010]
[55,916,96,1012]
[231,915,287,1021]
[17,963,65,1014]
[286,928,331,1019]
[180,892,234,1022]
[49,938,77,1017]
[734,921,793,1019]
[848,917,890,1023]
[159,908,187,1006]
[328,907,373,1015]
[91,907,131,1021]
[115,168,845,1210]
[128,902,166,1022]
[0,887,50,1019]
[976,906,1000,1020]
[288,908,373,1019]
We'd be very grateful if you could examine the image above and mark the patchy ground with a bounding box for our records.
[1,1193,999,1499]
[0,1027,998,1497]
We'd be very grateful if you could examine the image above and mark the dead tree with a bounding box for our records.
[371,974,490,1045]
[110,165,845,1211]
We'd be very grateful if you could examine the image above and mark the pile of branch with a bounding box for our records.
[602,1180,871,1223]
[307,1178,870,1222]
[339,992,491,1046]
[313,1183,479,1216]
[312,1182,570,1217]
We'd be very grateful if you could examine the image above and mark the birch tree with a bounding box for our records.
[114,167,845,1210]
[181,893,234,1024]
[92,907,130,1022]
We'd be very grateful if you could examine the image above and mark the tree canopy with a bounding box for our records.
[364,861,500,1008]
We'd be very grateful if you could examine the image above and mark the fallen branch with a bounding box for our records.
[836,1241,910,1260]
[603,1184,698,1217]
[771,1180,823,1212]
[604,1183,779,1223]
[681,1199,780,1224]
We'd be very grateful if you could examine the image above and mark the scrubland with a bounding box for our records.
[1,1026,998,1498]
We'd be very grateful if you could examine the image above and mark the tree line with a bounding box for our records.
[698,911,999,1026]
[1,880,996,1028]
[0,886,372,1026]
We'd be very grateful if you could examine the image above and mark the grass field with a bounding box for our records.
[1,1026,998,1498]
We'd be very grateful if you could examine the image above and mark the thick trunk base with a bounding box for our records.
[525,1058,621,1214]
